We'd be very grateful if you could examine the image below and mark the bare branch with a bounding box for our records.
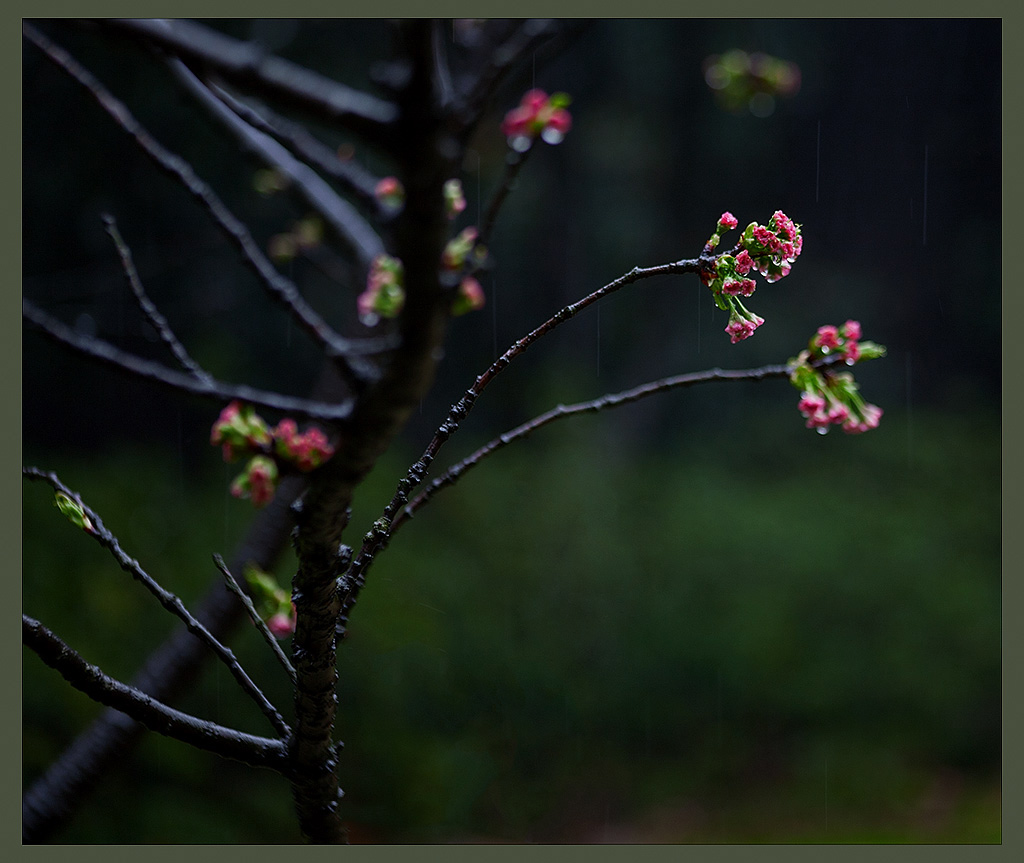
[208,82,382,210]
[24,22,381,382]
[213,554,297,686]
[477,145,534,252]
[338,257,703,627]
[23,467,291,738]
[23,298,354,423]
[395,362,797,528]
[166,58,385,271]
[23,615,288,772]
[101,214,212,383]
[93,18,398,145]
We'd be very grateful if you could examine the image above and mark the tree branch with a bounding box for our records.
[207,82,383,212]
[338,257,703,630]
[93,18,399,145]
[166,58,386,272]
[23,468,291,738]
[395,362,797,528]
[23,298,355,423]
[23,615,288,772]
[101,214,212,383]
[24,22,380,383]
[213,554,297,686]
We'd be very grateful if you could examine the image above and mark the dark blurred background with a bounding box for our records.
[23,20,1000,843]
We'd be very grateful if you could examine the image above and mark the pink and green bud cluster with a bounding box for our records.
[441,227,487,316]
[789,321,886,434]
[230,455,279,507]
[441,227,479,271]
[272,418,335,471]
[451,275,485,316]
[358,254,405,323]
[443,179,466,219]
[703,49,801,117]
[243,565,296,639]
[702,210,802,343]
[501,89,573,151]
[374,176,405,210]
[212,402,335,508]
[737,210,803,283]
[210,401,271,463]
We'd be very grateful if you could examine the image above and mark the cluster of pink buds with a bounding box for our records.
[272,418,335,472]
[441,226,487,316]
[374,176,405,210]
[789,321,887,434]
[244,565,296,639]
[501,89,573,152]
[443,179,466,219]
[701,210,803,343]
[230,455,279,508]
[358,254,405,324]
[211,402,336,507]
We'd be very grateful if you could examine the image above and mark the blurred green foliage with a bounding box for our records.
[23,404,999,842]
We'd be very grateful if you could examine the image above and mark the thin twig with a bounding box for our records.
[23,467,291,738]
[477,145,533,252]
[23,615,288,771]
[396,362,796,528]
[101,214,212,383]
[23,298,353,423]
[338,257,702,624]
[213,554,297,686]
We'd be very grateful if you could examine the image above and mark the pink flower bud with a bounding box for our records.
[814,325,841,351]
[841,319,862,340]
[718,211,738,230]
[267,609,295,638]
[734,249,754,275]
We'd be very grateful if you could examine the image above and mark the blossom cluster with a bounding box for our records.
[703,49,801,117]
[374,176,405,210]
[501,89,573,151]
[789,320,887,434]
[701,210,803,343]
[211,402,335,507]
[441,226,487,316]
[357,254,405,323]
[443,179,466,219]
[244,564,296,639]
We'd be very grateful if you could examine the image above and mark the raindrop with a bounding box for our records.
[510,135,532,153]
[816,426,829,435]
[748,92,775,117]
[359,311,380,328]
[540,127,565,145]
[845,358,855,366]
[704,63,729,90]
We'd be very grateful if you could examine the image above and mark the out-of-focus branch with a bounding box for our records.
[23,615,288,772]
[166,58,385,272]
[23,467,290,738]
[208,83,382,211]
[102,214,212,383]
[24,23,380,384]
[23,298,354,423]
[93,18,399,145]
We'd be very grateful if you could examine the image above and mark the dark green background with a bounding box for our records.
[23,20,1000,843]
